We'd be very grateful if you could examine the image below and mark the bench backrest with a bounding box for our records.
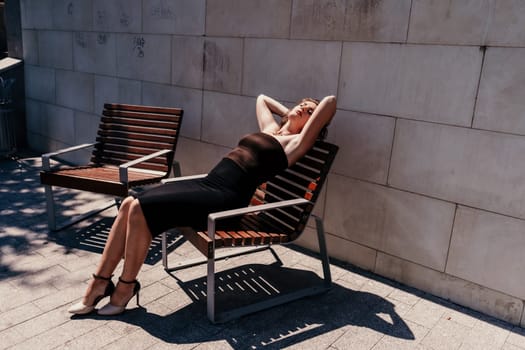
[243,140,338,241]
[92,103,183,173]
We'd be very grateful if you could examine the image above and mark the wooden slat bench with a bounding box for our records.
[40,103,183,231]
[161,140,338,323]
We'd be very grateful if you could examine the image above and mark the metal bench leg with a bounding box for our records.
[44,184,116,232]
[162,232,168,269]
[45,185,57,231]
[313,215,332,287]
[207,254,216,323]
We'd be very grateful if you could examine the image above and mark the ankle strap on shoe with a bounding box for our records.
[118,277,138,284]
[92,273,113,281]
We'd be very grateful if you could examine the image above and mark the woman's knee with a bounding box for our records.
[128,199,146,223]
[119,196,135,212]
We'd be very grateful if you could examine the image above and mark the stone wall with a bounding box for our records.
[20,0,525,326]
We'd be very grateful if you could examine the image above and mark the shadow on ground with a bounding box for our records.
[74,261,415,349]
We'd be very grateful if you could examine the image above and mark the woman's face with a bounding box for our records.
[288,100,318,127]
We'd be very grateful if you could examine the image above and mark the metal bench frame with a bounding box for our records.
[161,141,338,323]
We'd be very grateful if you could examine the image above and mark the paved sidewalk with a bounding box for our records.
[1,153,525,350]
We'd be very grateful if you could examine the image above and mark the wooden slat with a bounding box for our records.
[95,137,174,149]
[102,109,182,122]
[245,230,262,245]
[287,162,320,180]
[104,103,182,115]
[97,130,175,143]
[93,157,168,172]
[99,123,178,136]
[92,151,168,166]
[227,231,243,246]
[101,116,181,129]
[216,231,233,246]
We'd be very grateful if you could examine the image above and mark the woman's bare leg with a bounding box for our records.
[80,196,134,306]
[108,198,152,306]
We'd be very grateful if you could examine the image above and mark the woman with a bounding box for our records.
[68,94,337,316]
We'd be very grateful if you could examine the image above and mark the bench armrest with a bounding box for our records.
[161,173,207,183]
[119,149,173,183]
[42,143,97,171]
[207,198,311,239]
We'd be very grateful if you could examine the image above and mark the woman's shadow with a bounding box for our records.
[74,262,416,349]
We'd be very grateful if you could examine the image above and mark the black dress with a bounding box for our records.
[135,132,289,237]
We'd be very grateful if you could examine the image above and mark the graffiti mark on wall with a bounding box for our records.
[96,10,107,27]
[75,32,87,48]
[133,37,145,58]
[120,10,130,27]
[97,33,108,45]
[150,0,174,19]
[204,41,231,89]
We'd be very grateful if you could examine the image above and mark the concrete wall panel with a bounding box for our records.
[74,32,117,76]
[142,82,202,140]
[206,0,291,38]
[243,39,340,102]
[38,31,73,70]
[25,99,42,135]
[116,34,171,84]
[474,48,525,135]
[203,38,243,94]
[176,137,231,176]
[41,104,75,145]
[376,253,524,325]
[172,36,204,89]
[52,0,93,31]
[296,229,377,271]
[390,120,525,219]
[94,76,142,111]
[447,206,525,300]
[24,65,55,103]
[93,0,141,33]
[201,92,258,148]
[291,0,410,42]
[20,0,53,29]
[408,0,490,45]
[21,30,38,65]
[325,174,456,271]
[143,0,205,35]
[339,43,482,126]
[487,0,525,46]
[329,110,395,184]
[56,70,94,113]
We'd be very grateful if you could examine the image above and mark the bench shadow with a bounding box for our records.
[75,262,415,349]
[51,218,184,266]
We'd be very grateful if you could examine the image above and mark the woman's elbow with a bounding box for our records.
[324,95,337,106]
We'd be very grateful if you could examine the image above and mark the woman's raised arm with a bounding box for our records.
[256,94,289,133]
[287,95,337,165]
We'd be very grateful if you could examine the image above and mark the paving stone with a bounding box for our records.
[101,328,158,349]
[9,304,72,339]
[507,326,525,349]
[8,317,102,350]
[404,299,447,329]
[0,302,43,332]
[59,324,122,349]
[331,324,384,350]
[370,319,430,349]
[0,326,27,350]
[420,317,471,350]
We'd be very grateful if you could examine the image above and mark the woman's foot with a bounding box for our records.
[68,274,115,315]
[98,277,140,316]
